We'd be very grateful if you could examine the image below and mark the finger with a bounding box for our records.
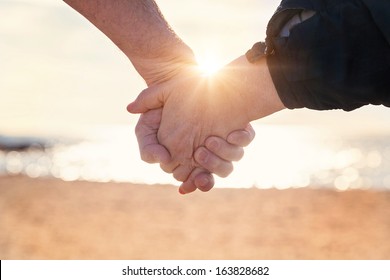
[204,137,244,161]
[194,147,234,178]
[194,171,215,192]
[139,143,171,164]
[127,85,166,114]
[134,109,171,164]
[172,164,193,182]
[179,167,215,195]
[226,124,256,147]
[160,161,180,175]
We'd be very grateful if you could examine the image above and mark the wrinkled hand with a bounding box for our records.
[128,56,261,192]
[133,108,255,194]
[131,50,258,194]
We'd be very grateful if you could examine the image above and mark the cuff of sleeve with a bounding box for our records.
[266,54,303,110]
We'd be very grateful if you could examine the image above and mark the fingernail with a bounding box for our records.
[198,177,209,188]
[208,139,220,151]
[179,188,186,195]
[197,150,208,163]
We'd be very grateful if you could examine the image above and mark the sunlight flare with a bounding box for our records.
[195,53,222,76]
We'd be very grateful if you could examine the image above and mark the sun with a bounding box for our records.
[195,53,222,76]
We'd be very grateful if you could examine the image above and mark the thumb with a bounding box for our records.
[127,85,166,114]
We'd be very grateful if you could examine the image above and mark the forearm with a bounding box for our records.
[238,56,285,121]
[213,55,285,123]
[63,0,195,85]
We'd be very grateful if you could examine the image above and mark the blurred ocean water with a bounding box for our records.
[1,124,389,191]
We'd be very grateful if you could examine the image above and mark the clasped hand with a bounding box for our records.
[128,56,259,194]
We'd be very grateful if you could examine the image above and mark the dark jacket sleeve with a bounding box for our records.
[263,0,390,111]
[361,0,390,46]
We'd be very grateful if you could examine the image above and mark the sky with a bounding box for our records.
[1,0,389,138]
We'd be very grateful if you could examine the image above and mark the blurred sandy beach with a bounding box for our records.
[1,175,389,260]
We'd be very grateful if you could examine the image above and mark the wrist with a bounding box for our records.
[250,57,286,120]
[196,54,285,126]
[129,44,197,86]
[229,55,285,122]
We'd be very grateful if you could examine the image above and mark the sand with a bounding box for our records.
[0,175,389,259]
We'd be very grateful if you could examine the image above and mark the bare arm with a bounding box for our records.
[63,0,195,85]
